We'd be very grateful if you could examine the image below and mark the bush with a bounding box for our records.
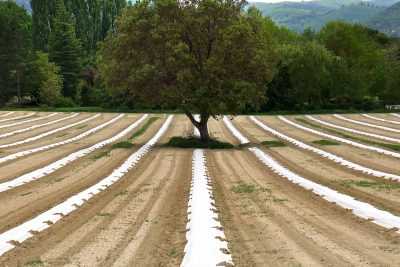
[55,97,76,107]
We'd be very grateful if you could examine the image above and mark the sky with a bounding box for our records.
[247,0,313,2]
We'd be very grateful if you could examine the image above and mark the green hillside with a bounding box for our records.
[369,2,400,37]
[252,1,385,32]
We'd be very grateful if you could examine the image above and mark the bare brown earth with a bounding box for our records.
[0,114,137,182]
[0,114,192,267]
[236,116,400,216]
[208,118,400,267]
[316,115,400,142]
[0,113,92,146]
[271,115,400,175]
[1,112,400,266]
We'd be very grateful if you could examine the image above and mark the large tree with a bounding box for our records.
[49,0,81,100]
[99,0,276,141]
[0,1,32,105]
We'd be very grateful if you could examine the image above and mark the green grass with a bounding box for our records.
[92,150,110,160]
[111,141,134,149]
[261,140,286,147]
[232,183,257,194]
[312,139,340,146]
[296,118,400,152]
[341,180,400,190]
[164,137,234,149]
[23,260,44,267]
[97,213,113,217]
[130,117,159,140]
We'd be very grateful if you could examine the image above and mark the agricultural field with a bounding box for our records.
[0,111,400,266]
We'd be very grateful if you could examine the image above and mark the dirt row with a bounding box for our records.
[0,113,399,266]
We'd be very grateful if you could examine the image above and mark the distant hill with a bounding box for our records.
[252,1,385,32]
[368,2,400,37]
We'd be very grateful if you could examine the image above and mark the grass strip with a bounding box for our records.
[312,139,340,146]
[296,118,400,152]
[340,180,400,190]
[261,140,286,147]
[129,117,159,140]
[164,137,234,149]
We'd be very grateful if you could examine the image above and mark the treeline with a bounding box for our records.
[1,0,400,111]
[0,0,126,107]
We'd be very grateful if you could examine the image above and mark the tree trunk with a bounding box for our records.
[197,119,210,142]
[185,112,210,142]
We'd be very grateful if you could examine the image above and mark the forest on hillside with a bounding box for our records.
[1,0,400,112]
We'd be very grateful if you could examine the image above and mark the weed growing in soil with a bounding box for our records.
[23,259,44,267]
[92,150,110,160]
[296,118,400,151]
[112,141,134,149]
[115,190,128,197]
[261,140,286,147]
[312,139,340,146]
[130,117,160,140]
[76,124,87,129]
[97,213,113,217]
[232,183,257,193]
[341,180,400,190]
[165,137,234,149]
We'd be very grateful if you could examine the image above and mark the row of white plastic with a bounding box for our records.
[0,114,100,149]
[0,114,121,164]
[0,113,79,139]
[0,112,35,123]
[392,113,400,119]
[362,114,400,125]
[0,112,14,118]
[0,113,57,130]
[223,117,400,236]
[250,116,400,182]
[181,149,233,267]
[306,115,400,144]
[279,116,400,159]
[334,114,400,133]
[0,115,148,193]
[0,115,173,257]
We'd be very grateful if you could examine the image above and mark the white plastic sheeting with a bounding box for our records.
[223,116,249,144]
[0,114,100,149]
[181,149,233,267]
[223,116,400,237]
[0,112,35,123]
[0,114,122,164]
[250,116,400,182]
[0,115,173,257]
[0,113,79,139]
[0,114,148,192]
[0,112,14,118]
[279,116,400,159]
[334,114,400,133]
[392,113,400,119]
[306,115,400,144]
[0,113,57,130]
[362,114,400,125]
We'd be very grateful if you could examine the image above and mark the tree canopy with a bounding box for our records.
[99,0,277,140]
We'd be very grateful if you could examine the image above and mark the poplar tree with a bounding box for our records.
[49,0,81,100]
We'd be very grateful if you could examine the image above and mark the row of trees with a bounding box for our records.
[1,0,400,116]
[0,0,126,106]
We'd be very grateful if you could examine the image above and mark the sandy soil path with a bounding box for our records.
[207,118,400,266]
[0,115,192,267]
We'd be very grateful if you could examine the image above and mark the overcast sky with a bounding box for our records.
[247,0,313,3]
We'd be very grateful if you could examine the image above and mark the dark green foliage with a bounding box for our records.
[261,140,286,147]
[111,141,134,149]
[164,137,234,149]
[0,1,32,106]
[312,139,340,146]
[49,0,82,100]
[99,0,277,141]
